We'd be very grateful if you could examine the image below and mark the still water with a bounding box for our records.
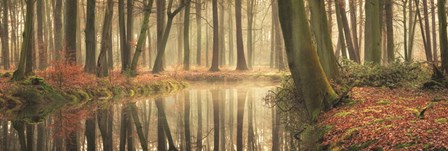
[0,81,298,151]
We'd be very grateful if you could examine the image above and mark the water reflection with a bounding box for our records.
[0,82,299,151]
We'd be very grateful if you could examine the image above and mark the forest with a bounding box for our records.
[0,0,447,150]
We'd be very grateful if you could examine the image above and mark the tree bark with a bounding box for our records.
[97,0,114,77]
[65,0,78,64]
[385,0,395,62]
[85,0,96,73]
[184,2,191,70]
[364,0,382,63]
[196,0,202,66]
[235,0,249,70]
[12,0,34,81]
[1,0,10,69]
[209,0,220,72]
[439,0,448,71]
[337,0,360,63]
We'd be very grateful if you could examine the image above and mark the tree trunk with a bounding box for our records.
[196,0,202,66]
[219,2,226,67]
[98,107,114,151]
[211,90,220,151]
[97,0,114,77]
[184,2,191,70]
[247,0,254,68]
[197,91,203,150]
[85,115,96,151]
[1,0,10,69]
[309,0,339,79]
[431,0,438,63]
[439,0,448,71]
[423,0,434,62]
[184,93,192,151]
[235,0,249,70]
[129,103,148,151]
[236,90,246,151]
[13,121,27,151]
[273,0,286,70]
[129,0,155,76]
[155,98,178,151]
[153,0,188,74]
[209,0,220,72]
[65,0,78,64]
[53,0,63,59]
[337,0,360,63]
[12,0,34,81]
[349,0,360,55]
[85,0,96,73]
[247,93,254,151]
[385,0,395,62]
[119,0,128,72]
[271,107,280,151]
[364,0,382,63]
[228,5,234,66]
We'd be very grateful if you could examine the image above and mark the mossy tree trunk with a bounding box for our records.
[129,0,155,76]
[12,0,34,81]
[278,0,338,149]
[364,0,382,63]
[309,0,339,79]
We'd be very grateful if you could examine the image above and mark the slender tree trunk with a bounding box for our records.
[439,0,448,71]
[97,0,114,77]
[129,0,155,76]
[235,0,249,70]
[349,0,360,54]
[247,0,254,68]
[219,2,226,67]
[197,91,203,150]
[403,0,408,61]
[431,0,438,63]
[184,93,192,151]
[247,93,254,151]
[129,103,148,151]
[385,0,395,62]
[423,0,434,62]
[236,90,246,151]
[274,0,286,70]
[335,0,347,59]
[209,0,220,72]
[196,0,202,66]
[271,107,280,151]
[53,0,62,59]
[337,0,360,63]
[228,6,234,66]
[211,90,220,151]
[85,0,96,73]
[184,3,191,70]
[98,107,114,151]
[1,0,10,69]
[119,0,128,72]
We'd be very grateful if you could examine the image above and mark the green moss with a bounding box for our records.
[376,99,391,105]
[348,140,377,151]
[11,87,43,104]
[395,142,414,149]
[435,118,447,124]
[334,110,353,117]
[342,127,360,140]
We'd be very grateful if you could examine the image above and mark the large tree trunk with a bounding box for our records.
[364,0,382,63]
[97,0,114,77]
[439,0,448,71]
[119,0,128,72]
[12,0,34,81]
[209,0,220,72]
[53,0,63,59]
[85,0,96,73]
[235,0,249,70]
[278,0,338,149]
[65,0,78,64]
[309,0,339,79]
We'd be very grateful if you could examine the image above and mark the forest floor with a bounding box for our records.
[319,86,448,150]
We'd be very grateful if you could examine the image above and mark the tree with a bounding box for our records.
[278,0,338,149]
[53,0,63,59]
[1,0,10,70]
[85,0,96,73]
[12,0,34,81]
[119,0,129,72]
[129,0,155,76]
[309,0,339,79]
[196,0,202,66]
[184,2,191,70]
[364,0,382,63]
[385,0,395,62]
[235,0,249,71]
[97,0,114,77]
[152,0,190,74]
[439,0,448,72]
[337,0,359,63]
[209,0,220,72]
[184,93,192,151]
[65,0,78,64]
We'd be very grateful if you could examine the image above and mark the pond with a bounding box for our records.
[0,81,299,151]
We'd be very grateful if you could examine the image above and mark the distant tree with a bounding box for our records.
[209,0,220,72]
[85,0,96,73]
[235,0,249,71]
[65,0,78,65]
[12,0,34,81]
[337,0,359,63]
[196,0,202,66]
